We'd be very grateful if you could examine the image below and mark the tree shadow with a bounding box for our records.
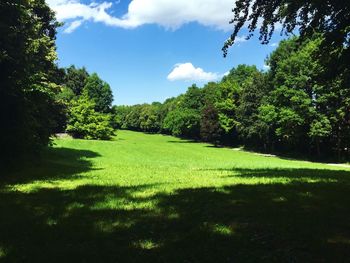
[1,147,101,185]
[167,137,347,164]
[0,166,349,262]
[167,140,199,144]
[204,167,350,183]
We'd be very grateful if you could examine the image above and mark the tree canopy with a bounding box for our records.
[223,0,350,57]
[84,73,113,113]
[0,0,60,167]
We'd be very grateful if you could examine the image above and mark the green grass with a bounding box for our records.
[1,130,350,262]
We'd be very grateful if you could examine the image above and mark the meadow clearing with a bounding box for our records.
[1,130,350,262]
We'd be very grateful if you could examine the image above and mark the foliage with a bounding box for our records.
[52,66,116,138]
[66,97,114,140]
[139,104,162,132]
[64,65,89,96]
[124,105,145,131]
[236,70,268,147]
[0,0,60,167]
[163,109,201,138]
[83,73,113,113]
[180,84,205,110]
[200,104,222,144]
[112,105,131,129]
[223,0,350,56]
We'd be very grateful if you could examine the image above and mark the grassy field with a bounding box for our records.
[1,130,350,262]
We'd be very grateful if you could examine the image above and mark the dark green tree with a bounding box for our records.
[163,109,201,138]
[181,84,205,110]
[112,105,132,129]
[200,104,222,144]
[83,73,113,113]
[64,65,89,96]
[0,0,60,167]
[236,70,268,147]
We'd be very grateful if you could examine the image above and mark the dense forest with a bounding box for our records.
[1,0,349,170]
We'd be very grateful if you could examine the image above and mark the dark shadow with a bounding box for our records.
[165,135,348,164]
[1,147,101,185]
[205,144,224,148]
[203,167,350,183]
[167,140,199,144]
[238,145,349,164]
[0,166,350,262]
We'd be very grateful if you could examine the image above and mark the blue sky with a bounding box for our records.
[48,0,284,105]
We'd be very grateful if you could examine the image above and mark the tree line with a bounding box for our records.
[113,36,350,160]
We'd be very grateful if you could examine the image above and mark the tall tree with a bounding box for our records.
[181,84,205,110]
[64,65,89,96]
[139,104,162,133]
[236,70,268,147]
[0,0,60,167]
[163,109,201,138]
[83,73,113,113]
[200,104,222,144]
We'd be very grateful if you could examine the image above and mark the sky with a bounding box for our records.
[47,0,285,105]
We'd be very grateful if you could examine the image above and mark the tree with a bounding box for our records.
[123,105,144,131]
[223,0,350,56]
[309,116,332,156]
[83,73,113,113]
[224,65,260,85]
[200,104,222,144]
[0,0,60,167]
[66,97,114,140]
[236,70,268,147]
[215,76,239,135]
[181,84,205,110]
[64,65,89,96]
[139,104,161,133]
[163,109,201,138]
[112,105,132,129]
[258,38,318,152]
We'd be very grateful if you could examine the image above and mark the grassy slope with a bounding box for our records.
[1,130,350,262]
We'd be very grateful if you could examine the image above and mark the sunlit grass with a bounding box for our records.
[1,130,350,262]
[6,130,348,195]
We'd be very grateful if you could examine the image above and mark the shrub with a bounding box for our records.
[66,97,114,140]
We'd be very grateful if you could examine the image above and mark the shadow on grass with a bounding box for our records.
[1,147,101,185]
[204,167,350,183]
[167,140,199,144]
[165,135,348,164]
[1,161,350,262]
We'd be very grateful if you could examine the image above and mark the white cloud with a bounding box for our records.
[64,19,84,33]
[167,63,222,82]
[46,0,236,33]
[263,64,270,70]
[270,42,278,47]
[223,71,230,76]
